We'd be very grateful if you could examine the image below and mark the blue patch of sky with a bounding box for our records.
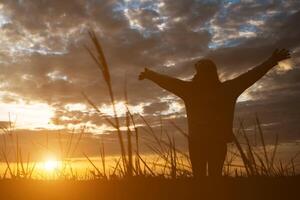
[0,14,11,28]
[140,2,160,13]
[112,2,125,12]
[208,23,258,49]
[206,1,231,48]
[114,0,166,37]
[240,24,257,33]
[195,0,238,3]
[207,0,272,49]
[13,46,67,56]
[208,38,242,49]
[223,0,240,4]
[113,0,289,48]
[214,0,241,25]
[119,0,160,11]
[126,0,141,10]
[201,18,216,36]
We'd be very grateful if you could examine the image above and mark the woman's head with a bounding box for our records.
[193,59,220,84]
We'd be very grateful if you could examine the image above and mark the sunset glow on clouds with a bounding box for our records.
[0,101,54,129]
[0,0,298,144]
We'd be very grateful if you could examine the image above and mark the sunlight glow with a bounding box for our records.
[0,100,56,130]
[65,103,87,111]
[100,101,144,117]
[43,159,59,172]
[277,59,293,72]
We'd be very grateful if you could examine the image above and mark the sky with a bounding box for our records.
[0,0,299,157]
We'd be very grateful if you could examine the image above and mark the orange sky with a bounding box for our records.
[0,0,299,160]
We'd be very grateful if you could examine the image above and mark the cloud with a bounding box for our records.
[0,0,299,143]
[143,101,169,115]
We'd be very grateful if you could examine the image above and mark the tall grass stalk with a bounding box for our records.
[85,30,127,171]
[233,117,299,176]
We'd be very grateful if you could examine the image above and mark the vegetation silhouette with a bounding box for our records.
[0,31,298,200]
[139,49,291,177]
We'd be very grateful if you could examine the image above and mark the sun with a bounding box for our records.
[43,159,59,171]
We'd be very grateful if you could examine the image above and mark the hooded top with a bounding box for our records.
[146,58,277,143]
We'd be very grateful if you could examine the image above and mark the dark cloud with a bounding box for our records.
[0,0,299,144]
[143,101,169,115]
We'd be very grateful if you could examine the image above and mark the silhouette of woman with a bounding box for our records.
[139,49,290,177]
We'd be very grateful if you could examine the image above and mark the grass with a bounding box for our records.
[0,30,299,182]
[80,30,299,179]
[0,30,298,200]
[232,116,299,176]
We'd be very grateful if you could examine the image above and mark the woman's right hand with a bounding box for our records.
[139,68,151,80]
[269,49,291,63]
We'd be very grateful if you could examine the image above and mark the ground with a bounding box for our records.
[0,176,299,200]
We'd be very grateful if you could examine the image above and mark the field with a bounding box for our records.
[0,31,299,200]
[0,176,299,200]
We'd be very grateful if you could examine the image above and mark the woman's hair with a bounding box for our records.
[195,59,217,72]
[193,59,220,83]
